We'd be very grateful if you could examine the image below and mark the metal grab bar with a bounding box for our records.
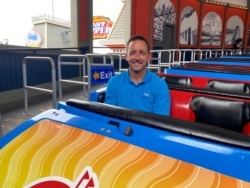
[22,56,56,115]
[58,54,89,100]
[150,49,187,72]
[0,112,2,137]
[58,53,115,101]
[149,49,236,72]
[107,52,127,73]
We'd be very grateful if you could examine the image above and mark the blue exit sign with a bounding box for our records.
[90,66,114,85]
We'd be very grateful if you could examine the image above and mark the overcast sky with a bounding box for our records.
[0,0,123,46]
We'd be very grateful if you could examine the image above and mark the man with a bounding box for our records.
[105,34,171,116]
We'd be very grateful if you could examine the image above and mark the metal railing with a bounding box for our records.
[149,49,237,72]
[96,49,236,74]
[58,54,89,100]
[22,56,56,114]
[58,53,114,100]
[150,49,197,72]
[0,112,2,137]
[107,52,127,73]
[191,49,233,61]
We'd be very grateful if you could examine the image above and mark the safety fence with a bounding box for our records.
[1,48,244,117]
[0,48,247,131]
[105,49,234,73]
[58,53,115,101]
[22,53,115,114]
[148,48,234,72]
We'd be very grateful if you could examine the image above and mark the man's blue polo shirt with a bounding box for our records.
[105,69,170,116]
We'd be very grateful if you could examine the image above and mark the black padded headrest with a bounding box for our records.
[66,99,250,149]
[207,80,250,94]
[190,96,250,132]
[163,76,192,87]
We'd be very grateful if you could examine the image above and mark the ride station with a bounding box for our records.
[1,0,250,187]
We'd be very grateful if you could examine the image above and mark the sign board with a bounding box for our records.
[25,30,42,47]
[90,65,114,85]
[93,16,113,39]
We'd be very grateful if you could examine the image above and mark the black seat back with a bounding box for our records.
[190,95,250,132]
[163,76,192,87]
[207,80,250,94]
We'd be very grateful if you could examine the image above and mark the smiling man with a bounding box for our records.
[104,34,171,116]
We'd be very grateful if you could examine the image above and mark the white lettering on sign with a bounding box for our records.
[100,71,113,79]
[93,21,106,27]
[93,27,112,34]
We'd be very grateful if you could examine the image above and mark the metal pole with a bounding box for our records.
[52,0,55,18]
[22,59,29,115]
[0,111,2,137]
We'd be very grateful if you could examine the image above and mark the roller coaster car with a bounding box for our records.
[1,97,250,187]
[90,81,250,135]
[158,72,250,93]
[1,73,250,187]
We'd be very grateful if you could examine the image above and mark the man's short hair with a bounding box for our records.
[126,35,150,53]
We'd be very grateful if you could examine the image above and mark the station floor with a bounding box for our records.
[0,85,105,136]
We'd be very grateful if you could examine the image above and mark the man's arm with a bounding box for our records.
[104,78,117,105]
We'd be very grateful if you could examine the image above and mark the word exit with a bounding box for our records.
[91,66,114,85]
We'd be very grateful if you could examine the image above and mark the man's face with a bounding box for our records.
[126,40,151,73]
